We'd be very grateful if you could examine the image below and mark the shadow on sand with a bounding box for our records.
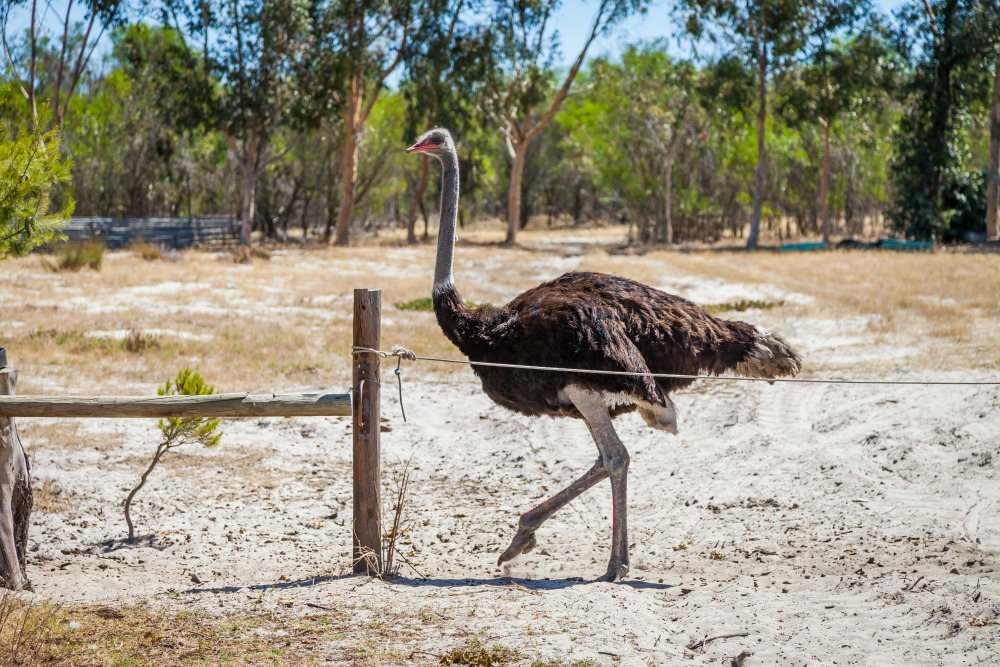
[180,573,674,596]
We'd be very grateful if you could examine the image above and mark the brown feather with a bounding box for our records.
[433,271,802,424]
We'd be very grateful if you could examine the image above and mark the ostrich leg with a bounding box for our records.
[497,459,608,567]
[564,385,631,582]
[497,385,632,582]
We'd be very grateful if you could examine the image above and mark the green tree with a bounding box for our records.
[0,111,72,258]
[306,0,413,246]
[161,0,311,245]
[677,0,860,247]
[400,0,492,243]
[781,25,895,243]
[491,0,644,245]
[1,0,127,129]
[889,0,1000,241]
[560,45,702,243]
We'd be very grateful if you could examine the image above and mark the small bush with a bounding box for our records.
[44,240,104,272]
[439,639,519,666]
[121,329,160,353]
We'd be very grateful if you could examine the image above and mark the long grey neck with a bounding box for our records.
[433,151,460,295]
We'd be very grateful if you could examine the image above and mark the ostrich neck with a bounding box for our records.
[433,151,460,295]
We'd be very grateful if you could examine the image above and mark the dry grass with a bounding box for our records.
[31,479,70,514]
[3,237,998,399]
[621,249,1000,370]
[0,591,65,666]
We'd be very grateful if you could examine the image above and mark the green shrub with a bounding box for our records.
[124,368,222,541]
[0,110,73,259]
[45,240,105,272]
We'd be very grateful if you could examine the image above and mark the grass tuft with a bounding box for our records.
[439,639,519,666]
[129,239,165,261]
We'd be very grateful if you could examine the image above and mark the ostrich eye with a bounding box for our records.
[431,136,442,144]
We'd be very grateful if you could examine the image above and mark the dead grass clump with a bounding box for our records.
[53,604,338,665]
[129,239,165,261]
[0,591,65,666]
[31,479,69,514]
[704,299,784,314]
[229,245,271,263]
[43,240,105,272]
[438,639,520,666]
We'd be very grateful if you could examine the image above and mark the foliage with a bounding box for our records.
[888,0,1000,241]
[124,368,221,541]
[0,114,72,259]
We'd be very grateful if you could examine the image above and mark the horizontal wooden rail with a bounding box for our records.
[0,392,351,418]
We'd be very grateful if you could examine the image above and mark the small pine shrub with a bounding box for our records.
[124,368,222,541]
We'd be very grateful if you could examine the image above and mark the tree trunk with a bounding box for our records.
[407,155,430,244]
[0,367,31,592]
[334,77,362,246]
[819,118,832,245]
[748,40,768,250]
[663,156,674,245]
[238,163,258,247]
[505,145,528,245]
[987,50,1000,239]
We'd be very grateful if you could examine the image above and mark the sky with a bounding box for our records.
[4,0,913,77]
[548,0,911,69]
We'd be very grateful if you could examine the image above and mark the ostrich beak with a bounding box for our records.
[406,139,432,154]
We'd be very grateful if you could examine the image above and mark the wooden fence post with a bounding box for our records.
[352,291,382,574]
[0,349,32,591]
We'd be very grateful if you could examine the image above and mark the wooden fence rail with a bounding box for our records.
[0,392,351,419]
[0,287,385,590]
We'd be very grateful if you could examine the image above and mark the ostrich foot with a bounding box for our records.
[600,560,630,582]
[497,529,537,567]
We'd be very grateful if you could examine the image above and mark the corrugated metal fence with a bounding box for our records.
[63,216,240,249]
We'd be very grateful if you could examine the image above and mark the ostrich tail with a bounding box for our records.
[734,328,802,380]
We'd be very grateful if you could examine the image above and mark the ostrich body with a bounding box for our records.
[406,128,802,581]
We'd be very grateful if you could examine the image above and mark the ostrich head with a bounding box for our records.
[406,128,455,159]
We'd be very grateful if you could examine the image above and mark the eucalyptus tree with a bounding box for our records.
[781,24,895,243]
[491,0,645,245]
[677,0,859,247]
[160,0,310,245]
[889,0,1000,240]
[400,0,493,243]
[989,47,999,238]
[1,0,127,129]
[561,45,700,244]
[305,0,414,246]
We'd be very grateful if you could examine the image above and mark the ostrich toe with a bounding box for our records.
[497,529,537,566]
[601,560,630,582]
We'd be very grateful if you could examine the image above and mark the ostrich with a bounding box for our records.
[406,128,801,582]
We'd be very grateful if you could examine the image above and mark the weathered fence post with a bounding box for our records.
[352,290,382,574]
[0,349,32,591]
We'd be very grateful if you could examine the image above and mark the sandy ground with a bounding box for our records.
[5,240,1000,665]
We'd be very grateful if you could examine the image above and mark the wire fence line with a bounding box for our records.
[351,346,1000,387]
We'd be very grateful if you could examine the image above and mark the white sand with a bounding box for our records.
[13,250,1000,665]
